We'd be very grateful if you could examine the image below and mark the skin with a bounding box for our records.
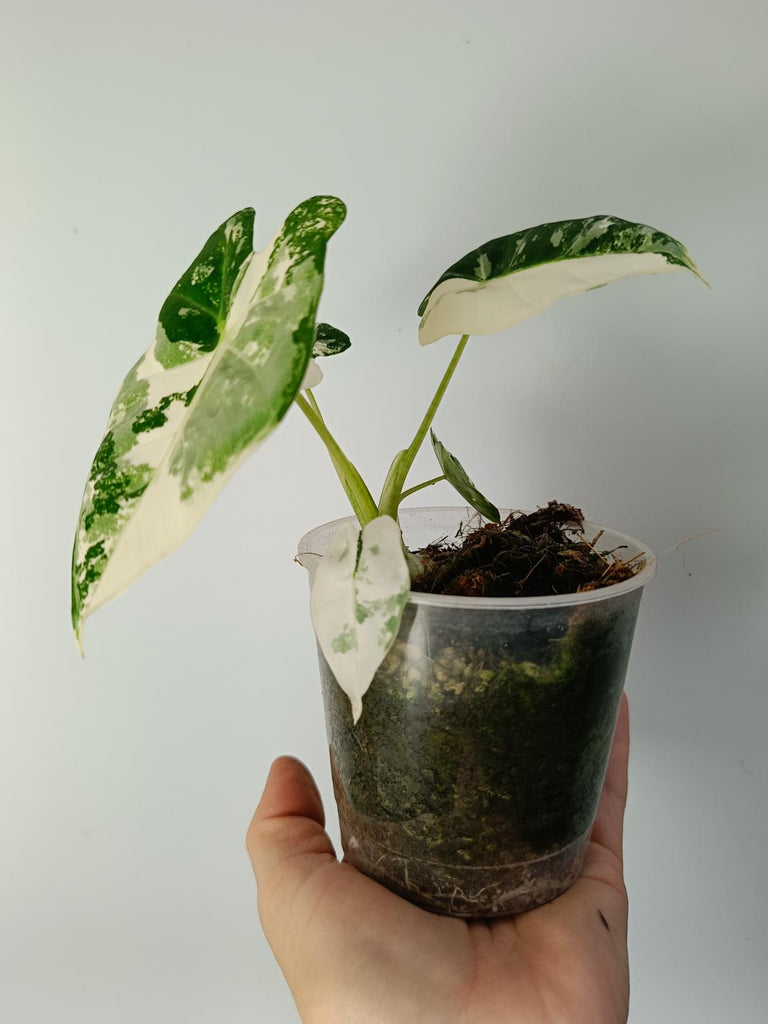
[246,693,631,1024]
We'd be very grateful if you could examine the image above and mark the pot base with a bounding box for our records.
[332,751,591,918]
[340,814,590,918]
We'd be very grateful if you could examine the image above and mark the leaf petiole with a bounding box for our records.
[295,392,378,526]
[378,334,469,516]
[399,475,447,501]
[304,388,324,421]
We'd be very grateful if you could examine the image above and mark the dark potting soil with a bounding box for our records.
[410,501,646,598]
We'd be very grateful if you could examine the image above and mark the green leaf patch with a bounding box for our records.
[430,430,500,522]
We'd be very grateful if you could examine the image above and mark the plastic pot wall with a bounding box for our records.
[298,508,655,918]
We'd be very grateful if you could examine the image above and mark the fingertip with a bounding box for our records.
[268,754,315,789]
[246,756,335,887]
[247,755,326,853]
[273,754,310,771]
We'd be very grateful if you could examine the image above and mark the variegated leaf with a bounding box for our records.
[300,324,351,390]
[72,196,346,646]
[312,322,351,357]
[430,430,500,522]
[418,215,706,345]
[310,515,410,724]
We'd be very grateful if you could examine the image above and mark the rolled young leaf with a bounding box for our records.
[430,430,500,522]
[310,515,410,724]
[72,196,346,645]
[418,215,706,345]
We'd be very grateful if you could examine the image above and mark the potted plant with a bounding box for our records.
[71,196,704,917]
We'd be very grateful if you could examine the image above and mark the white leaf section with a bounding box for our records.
[310,515,410,723]
[301,358,323,389]
[225,248,269,333]
[419,251,675,345]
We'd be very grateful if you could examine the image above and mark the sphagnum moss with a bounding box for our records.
[320,571,641,916]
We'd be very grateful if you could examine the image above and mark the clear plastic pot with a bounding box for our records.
[297,508,655,918]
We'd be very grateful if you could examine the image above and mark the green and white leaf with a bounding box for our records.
[312,322,350,357]
[310,515,410,723]
[430,430,500,522]
[72,196,346,646]
[418,215,707,345]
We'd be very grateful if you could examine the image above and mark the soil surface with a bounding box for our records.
[410,501,646,598]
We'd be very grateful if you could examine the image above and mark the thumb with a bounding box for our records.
[246,756,336,896]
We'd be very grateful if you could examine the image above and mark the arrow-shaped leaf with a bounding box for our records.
[418,215,706,345]
[430,430,500,522]
[72,196,346,646]
[310,515,410,723]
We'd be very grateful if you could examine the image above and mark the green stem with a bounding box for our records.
[304,388,323,420]
[406,334,470,466]
[378,334,469,516]
[295,392,378,526]
[399,475,446,501]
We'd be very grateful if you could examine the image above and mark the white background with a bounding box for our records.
[2,1,767,1020]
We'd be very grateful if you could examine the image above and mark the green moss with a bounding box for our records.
[322,596,640,866]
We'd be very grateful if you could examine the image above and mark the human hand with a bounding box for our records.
[246,693,630,1024]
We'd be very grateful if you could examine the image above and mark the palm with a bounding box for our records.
[248,695,630,1024]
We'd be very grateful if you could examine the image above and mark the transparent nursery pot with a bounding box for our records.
[297,507,655,918]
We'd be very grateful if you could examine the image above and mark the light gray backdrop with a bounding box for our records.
[2,0,766,1021]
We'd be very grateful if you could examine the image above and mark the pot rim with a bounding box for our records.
[297,506,657,609]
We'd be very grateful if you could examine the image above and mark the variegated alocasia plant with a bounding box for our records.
[72,203,704,721]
